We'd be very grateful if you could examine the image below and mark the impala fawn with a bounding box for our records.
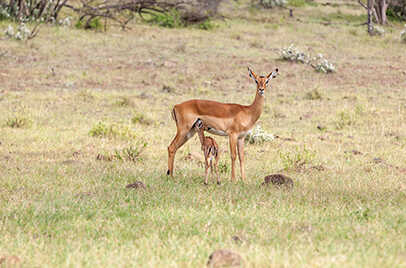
[195,119,220,185]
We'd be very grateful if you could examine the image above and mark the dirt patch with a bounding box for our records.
[207,249,243,267]
[0,255,21,266]
[262,174,294,189]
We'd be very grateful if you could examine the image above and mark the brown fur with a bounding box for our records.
[195,120,220,185]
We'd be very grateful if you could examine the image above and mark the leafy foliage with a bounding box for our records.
[279,146,316,171]
[245,125,274,144]
[5,115,32,128]
[4,23,34,40]
[311,54,336,73]
[280,44,336,73]
[260,0,287,8]
[401,25,406,43]
[280,44,309,64]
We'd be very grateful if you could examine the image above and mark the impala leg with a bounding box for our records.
[215,153,220,185]
[204,156,209,185]
[167,129,195,176]
[210,158,214,178]
[229,134,238,182]
[237,137,245,181]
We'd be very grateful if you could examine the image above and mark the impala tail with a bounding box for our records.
[171,107,178,127]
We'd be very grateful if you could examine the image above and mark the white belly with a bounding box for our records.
[207,128,228,136]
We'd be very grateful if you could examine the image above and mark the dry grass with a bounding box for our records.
[1,1,406,267]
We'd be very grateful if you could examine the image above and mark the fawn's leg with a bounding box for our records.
[204,155,209,185]
[215,153,220,185]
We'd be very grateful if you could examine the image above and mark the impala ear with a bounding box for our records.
[248,66,258,83]
[266,68,279,84]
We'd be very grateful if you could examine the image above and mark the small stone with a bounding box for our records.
[126,181,146,190]
[262,174,294,188]
[207,249,243,267]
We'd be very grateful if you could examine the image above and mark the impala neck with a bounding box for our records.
[248,91,265,124]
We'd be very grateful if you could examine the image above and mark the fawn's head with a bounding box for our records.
[248,67,278,96]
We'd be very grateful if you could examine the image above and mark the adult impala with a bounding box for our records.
[167,67,279,181]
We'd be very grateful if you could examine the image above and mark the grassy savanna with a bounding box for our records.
[1,0,406,266]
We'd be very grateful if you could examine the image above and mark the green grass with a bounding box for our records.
[1,1,406,267]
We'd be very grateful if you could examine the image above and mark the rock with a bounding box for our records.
[207,249,243,267]
[126,181,146,190]
[262,174,293,189]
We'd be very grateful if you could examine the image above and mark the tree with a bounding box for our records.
[359,0,391,25]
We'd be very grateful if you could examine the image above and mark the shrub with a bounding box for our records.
[115,96,134,107]
[280,44,309,64]
[147,9,184,28]
[401,25,406,43]
[280,44,336,74]
[96,143,147,162]
[131,113,153,126]
[197,19,217,30]
[75,18,103,30]
[279,146,316,171]
[245,125,274,144]
[288,0,317,7]
[4,23,32,40]
[311,54,336,73]
[218,161,229,174]
[260,0,287,8]
[6,115,32,128]
[370,24,385,36]
[304,89,322,100]
[89,122,136,139]
[0,5,11,20]
[335,111,354,130]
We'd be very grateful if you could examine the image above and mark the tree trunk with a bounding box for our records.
[374,0,390,24]
[367,0,373,34]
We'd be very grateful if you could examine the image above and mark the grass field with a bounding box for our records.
[1,0,406,266]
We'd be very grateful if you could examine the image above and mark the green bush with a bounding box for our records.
[96,143,147,162]
[279,146,316,171]
[75,18,103,30]
[197,19,217,30]
[148,9,184,28]
[6,115,32,128]
[131,113,153,126]
[288,0,317,7]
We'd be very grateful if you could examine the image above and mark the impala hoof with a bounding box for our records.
[217,182,221,185]
[166,169,170,175]
[204,182,208,186]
